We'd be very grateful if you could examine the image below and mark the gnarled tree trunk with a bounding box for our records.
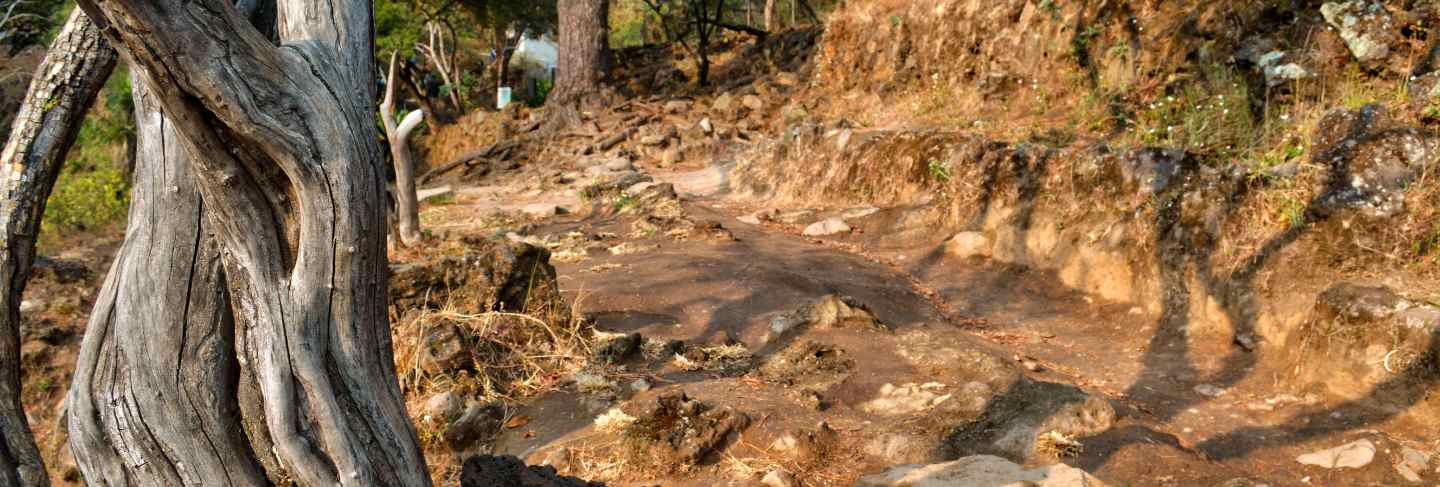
[763,0,776,31]
[552,0,611,104]
[67,0,432,484]
[0,10,117,487]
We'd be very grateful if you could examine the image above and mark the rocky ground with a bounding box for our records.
[19,0,1440,485]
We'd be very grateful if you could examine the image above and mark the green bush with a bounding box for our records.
[41,67,132,238]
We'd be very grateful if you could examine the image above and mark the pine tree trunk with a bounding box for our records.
[68,0,432,484]
[552,0,611,104]
[0,10,117,487]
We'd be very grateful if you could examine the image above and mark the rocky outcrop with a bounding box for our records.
[855,455,1108,487]
[1284,281,1440,400]
[390,237,570,319]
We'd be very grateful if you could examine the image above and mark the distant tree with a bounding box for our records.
[458,0,557,103]
[640,0,765,85]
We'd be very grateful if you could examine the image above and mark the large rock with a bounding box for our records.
[945,232,992,259]
[618,392,751,471]
[1295,439,1377,469]
[1320,1,1397,67]
[803,217,852,236]
[1310,105,1435,218]
[764,295,886,345]
[854,455,1108,487]
[1283,282,1440,400]
[460,455,604,487]
[390,238,569,319]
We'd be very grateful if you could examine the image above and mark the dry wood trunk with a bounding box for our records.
[382,53,425,248]
[68,0,432,484]
[0,10,117,487]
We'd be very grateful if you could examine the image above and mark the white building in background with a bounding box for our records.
[501,33,558,107]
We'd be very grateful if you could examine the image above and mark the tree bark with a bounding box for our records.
[0,10,117,487]
[763,0,777,31]
[67,76,271,487]
[552,0,611,104]
[68,0,432,484]
[382,52,426,248]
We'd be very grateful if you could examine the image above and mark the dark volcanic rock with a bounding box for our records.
[459,455,605,487]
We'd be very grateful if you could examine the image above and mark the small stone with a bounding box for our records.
[945,232,991,259]
[18,300,40,314]
[1194,384,1227,398]
[603,158,634,172]
[762,469,797,487]
[803,217,851,237]
[663,100,691,114]
[1396,447,1430,482]
[638,134,666,146]
[775,72,800,87]
[737,214,762,225]
[1296,439,1377,469]
[660,147,683,167]
[630,378,652,393]
[425,391,465,423]
[521,203,561,217]
[742,94,765,111]
[699,118,714,135]
[1234,333,1259,352]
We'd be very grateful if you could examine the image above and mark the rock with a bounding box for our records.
[764,295,885,346]
[445,403,505,453]
[699,117,714,135]
[841,205,880,219]
[951,380,1116,460]
[863,383,954,416]
[1256,50,1313,86]
[761,469,797,487]
[774,209,814,224]
[603,158,634,172]
[1286,281,1440,399]
[663,100,692,114]
[737,214,763,225]
[1396,447,1429,482]
[1310,105,1432,218]
[864,432,941,465]
[629,378,652,393]
[1296,439,1376,469]
[1320,1,1396,67]
[390,239,569,320]
[624,181,657,196]
[712,93,736,115]
[1234,332,1259,351]
[774,72,800,87]
[854,455,1108,487]
[802,217,851,236]
[619,392,751,471]
[521,203,563,217]
[742,94,765,111]
[659,146,683,167]
[638,134,667,147]
[1122,148,1185,196]
[1193,384,1227,397]
[945,232,991,259]
[571,370,617,394]
[419,323,471,374]
[18,300,40,314]
[754,340,852,394]
[594,332,642,364]
[425,391,465,423]
[459,454,603,487]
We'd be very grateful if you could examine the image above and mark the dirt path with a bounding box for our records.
[436,159,1433,486]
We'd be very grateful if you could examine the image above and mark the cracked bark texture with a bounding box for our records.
[0,9,117,487]
[66,0,432,484]
[552,0,610,104]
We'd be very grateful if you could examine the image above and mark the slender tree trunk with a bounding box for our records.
[552,0,611,104]
[0,10,117,487]
[382,53,425,248]
[69,0,432,484]
[763,0,777,31]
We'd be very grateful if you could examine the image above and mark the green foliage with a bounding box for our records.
[526,76,552,107]
[927,159,951,183]
[1133,64,1257,160]
[613,195,638,212]
[42,67,132,238]
[375,0,428,58]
